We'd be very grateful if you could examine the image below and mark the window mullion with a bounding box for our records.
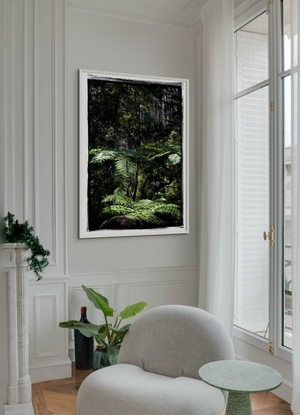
[276,0,292,361]
[270,0,292,362]
[267,0,278,357]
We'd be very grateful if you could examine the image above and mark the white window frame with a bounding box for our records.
[233,0,292,368]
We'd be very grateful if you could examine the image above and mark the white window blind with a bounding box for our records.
[235,31,269,335]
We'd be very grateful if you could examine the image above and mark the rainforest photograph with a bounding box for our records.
[84,74,187,235]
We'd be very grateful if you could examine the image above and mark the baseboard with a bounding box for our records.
[30,361,72,383]
[69,341,75,362]
[273,379,292,405]
[235,354,292,404]
[3,402,35,415]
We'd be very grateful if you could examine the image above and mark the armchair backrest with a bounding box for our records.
[118,305,235,380]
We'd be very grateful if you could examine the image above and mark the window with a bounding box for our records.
[234,0,292,358]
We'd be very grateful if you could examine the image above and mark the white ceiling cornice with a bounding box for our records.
[67,0,207,29]
[67,0,250,29]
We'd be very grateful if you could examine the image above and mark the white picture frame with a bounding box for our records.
[79,69,189,238]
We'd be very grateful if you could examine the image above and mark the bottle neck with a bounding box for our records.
[80,306,89,323]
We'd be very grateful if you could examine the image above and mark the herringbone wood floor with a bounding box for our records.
[32,364,92,415]
[32,363,292,415]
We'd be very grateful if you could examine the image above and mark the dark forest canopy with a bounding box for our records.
[87,77,184,231]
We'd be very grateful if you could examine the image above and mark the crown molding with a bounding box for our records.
[67,0,253,32]
[67,0,206,29]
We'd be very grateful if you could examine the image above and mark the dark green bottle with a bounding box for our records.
[75,306,94,370]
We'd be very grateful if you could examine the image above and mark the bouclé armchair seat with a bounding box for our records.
[77,305,235,415]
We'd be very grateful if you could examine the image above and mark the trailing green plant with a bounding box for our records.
[59,285,147,365]
[3,212,50,281]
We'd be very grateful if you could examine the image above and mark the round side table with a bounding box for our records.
[199,360,282,415]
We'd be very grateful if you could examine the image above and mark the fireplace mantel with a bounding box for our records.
[3,244,35,415]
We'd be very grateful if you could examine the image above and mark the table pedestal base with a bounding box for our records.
[225,392,252,415]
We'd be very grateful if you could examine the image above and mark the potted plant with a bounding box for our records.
[59,285,147,368]
[3,212,50,281]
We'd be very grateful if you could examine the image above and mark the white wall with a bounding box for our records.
[66,2,198,361]
[66,7,197,273]
[0,1,198,410]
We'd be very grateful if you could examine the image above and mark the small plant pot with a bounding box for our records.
[92,346,111,371]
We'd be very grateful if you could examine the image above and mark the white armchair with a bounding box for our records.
[77,305,235,415]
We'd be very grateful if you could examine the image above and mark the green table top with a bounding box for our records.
[199,360,282,394]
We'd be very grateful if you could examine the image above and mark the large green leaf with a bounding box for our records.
[98,324,109,338]
[110,324,131,341]
[106,344,120,365]
[114,324,131,332]
[118,301,147,320]
[82,285,114,317]
[59,321,101,338]
[95,332,109,347]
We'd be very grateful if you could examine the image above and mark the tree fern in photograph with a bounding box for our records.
[99,194,181,230]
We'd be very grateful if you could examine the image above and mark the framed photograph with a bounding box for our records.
[79,70,189,238]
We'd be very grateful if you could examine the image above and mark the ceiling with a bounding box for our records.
[68,0,245,29]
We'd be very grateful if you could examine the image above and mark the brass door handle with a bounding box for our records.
[263,225,274,247]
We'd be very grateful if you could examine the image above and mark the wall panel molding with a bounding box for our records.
[29,275,70,284]
[33,0,39,232]
[35,294,58,358]
[51,0,58,265]
[63,0,68,276]
[69,266,198,305]
[27,0,66,272]
[5,0,17,214]
[68,266,197,360]
[11,0,16,213]
[22,1,28,219]
[28,276,71,383]
[69,265,196,279]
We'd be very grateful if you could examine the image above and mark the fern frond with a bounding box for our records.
[89,149,117,163]
[98,196,181,229]
[102,194,134,207]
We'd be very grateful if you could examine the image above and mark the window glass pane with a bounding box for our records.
[283,75,292,348]
[235,13,268,93]
[235,86,269,339]
[283,0,291,71]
